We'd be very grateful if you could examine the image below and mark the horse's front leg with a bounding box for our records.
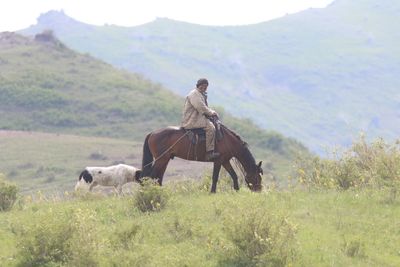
[222,161,239,191]
[210,162,222,193]
[151,158,170,186]
[156,162,169,186]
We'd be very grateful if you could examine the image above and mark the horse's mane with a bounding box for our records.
[220,124,256,177]
[220,124,248,146]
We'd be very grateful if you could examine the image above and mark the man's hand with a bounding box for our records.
[211,110,219,118]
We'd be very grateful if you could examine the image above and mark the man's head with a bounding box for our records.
[196,78,209,92]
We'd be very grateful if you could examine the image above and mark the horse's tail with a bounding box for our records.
[141,133,153,178]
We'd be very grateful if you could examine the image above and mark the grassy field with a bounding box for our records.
[1,134,399,266]
[0,184,399,266]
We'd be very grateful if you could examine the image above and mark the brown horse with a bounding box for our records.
[141,124,263,193]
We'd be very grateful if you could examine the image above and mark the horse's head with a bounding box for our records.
[245,161,263,192]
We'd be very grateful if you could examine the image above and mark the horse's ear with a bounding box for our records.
[257,161,263,175]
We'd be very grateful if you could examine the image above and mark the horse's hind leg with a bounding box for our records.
[223,161,239,191]
[210,163,222,193]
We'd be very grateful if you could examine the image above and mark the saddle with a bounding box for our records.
[185,128,206,145]
[183,119,223,145]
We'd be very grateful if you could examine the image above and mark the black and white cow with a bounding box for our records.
[75,164,142,194]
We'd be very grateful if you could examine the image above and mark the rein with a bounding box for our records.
[143,131,189,169]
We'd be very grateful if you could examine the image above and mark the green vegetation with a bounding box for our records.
[0,31,183,141]
[13,207,100,266]
[133,179,170,212]
[220,200,296,267]
[0,182,399,266]
[296,135,400,191]
[1,136,399,266]
[0,174,18,211]
[20,1,400,152]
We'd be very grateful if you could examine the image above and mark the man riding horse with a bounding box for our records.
[140,77,263,192]
[181,78,220,161]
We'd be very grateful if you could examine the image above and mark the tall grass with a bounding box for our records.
[220,203,297,266]
[295,135,400,190]
[0,182,399,266]
[13,207,101,266]
[0,174,18,211]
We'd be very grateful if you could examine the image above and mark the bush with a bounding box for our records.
[0,174,18,211]
[296,136,400,190]
[220,204,297,267]
[15,208,100,266]
[134,178,169,212]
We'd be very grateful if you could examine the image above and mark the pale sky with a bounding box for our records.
[0,0,334,32]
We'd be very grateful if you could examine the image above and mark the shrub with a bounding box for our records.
[220,205,297,267]
[16,212,74,266]
[15,208,100,266]
[133,178,169,212]
[0,174,18,211]
[296,136,400,190]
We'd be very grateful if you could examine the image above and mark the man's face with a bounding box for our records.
[198,84,208,92]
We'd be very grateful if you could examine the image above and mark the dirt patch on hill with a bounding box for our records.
[0,130,52,138]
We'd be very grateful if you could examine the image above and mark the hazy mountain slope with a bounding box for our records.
[0,32,310,182]
[20,0,400,153]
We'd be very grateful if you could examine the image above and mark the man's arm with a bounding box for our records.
[189,92,215,117]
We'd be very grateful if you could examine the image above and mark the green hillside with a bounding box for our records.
[0,32,309,189]
[20,0,400,153]
[0,31,182,140]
